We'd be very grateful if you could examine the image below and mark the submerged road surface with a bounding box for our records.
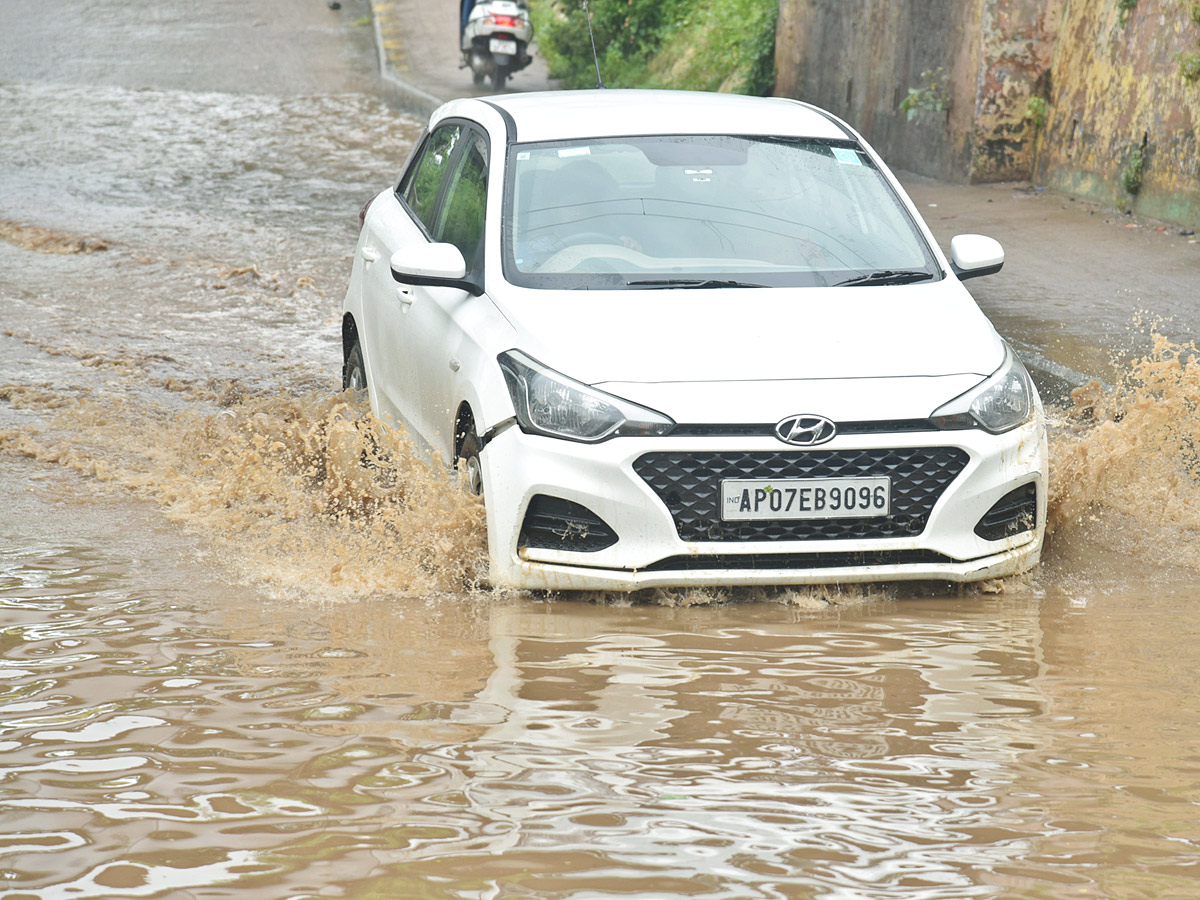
[2,2,1200,898]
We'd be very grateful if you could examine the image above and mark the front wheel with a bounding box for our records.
[343,339,367,396]
[458,430,484,497]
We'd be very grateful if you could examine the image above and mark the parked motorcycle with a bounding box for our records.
[461,0,533,91]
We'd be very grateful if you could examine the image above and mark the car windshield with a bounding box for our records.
[503,135,940,290]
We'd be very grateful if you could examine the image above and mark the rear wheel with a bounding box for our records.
[491,65,507,91]
[343,339,366,396]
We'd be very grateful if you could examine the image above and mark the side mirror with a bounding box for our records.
[949,234,1004,280]
[391,243,482,296]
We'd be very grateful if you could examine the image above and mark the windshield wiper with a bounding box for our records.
[835,270,936,287]
[626,278,767,289]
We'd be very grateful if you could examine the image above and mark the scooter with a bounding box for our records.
[461,0,533,91]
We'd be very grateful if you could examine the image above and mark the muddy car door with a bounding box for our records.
[359,122,463,442]
[401,127,490,454]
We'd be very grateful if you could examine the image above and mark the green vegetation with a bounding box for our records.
[1122,144,1145,193]
[899,67,952,121]
[1117,0,1138,26]
[1025,95,1048,131]
[1179,2,1200,83]
[1181,48,1200,82]
[529,0,778,95]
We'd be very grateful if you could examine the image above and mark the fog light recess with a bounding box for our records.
[974,483,1038,541]
[519,495,618,552]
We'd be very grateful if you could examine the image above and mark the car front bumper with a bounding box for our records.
[480,420,1047,592]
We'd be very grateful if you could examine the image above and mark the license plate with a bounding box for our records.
[721,477,891,521]
[490,38,518,55]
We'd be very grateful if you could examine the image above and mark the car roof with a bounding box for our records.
[436,90,854,144]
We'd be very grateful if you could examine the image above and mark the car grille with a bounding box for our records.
[633,447,970,542]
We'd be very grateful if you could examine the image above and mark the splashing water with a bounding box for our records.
[1,382,489,600]
[1047,330,1200,573]
[5,324,1200,603]
[0,219,110,254]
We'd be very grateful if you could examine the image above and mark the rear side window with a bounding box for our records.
[434,131,489,274]
[400,124,462,233]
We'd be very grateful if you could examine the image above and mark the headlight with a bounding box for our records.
[931,344,1036,433]
[498,350,675,442]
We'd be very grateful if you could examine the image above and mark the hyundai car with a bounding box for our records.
[340,90,1047,591]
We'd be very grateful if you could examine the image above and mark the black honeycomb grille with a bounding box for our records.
[633,447,970,542]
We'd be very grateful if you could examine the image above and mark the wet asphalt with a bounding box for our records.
[2,0,1197,397]
[2,7,1200,900]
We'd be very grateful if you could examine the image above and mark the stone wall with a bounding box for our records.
[1036,0,1200,225]
[775,0,975,182]
[773,0,1059,183]
[774,0,1200,227]
[973,0,1062,180]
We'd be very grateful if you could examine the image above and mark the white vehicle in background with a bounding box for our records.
[341,90,1047,593]
[462,0,533,91]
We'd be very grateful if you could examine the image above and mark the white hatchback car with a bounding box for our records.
[342,90,1047,592]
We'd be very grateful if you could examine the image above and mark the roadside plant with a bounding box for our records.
[899,68,952,121]
[530,0,777,95]
[1117,0,1138,26]
[1182,46,1200,82]
[1122,145,1144,194]
[1025,96,1048,132]
[1179,3,1200,83]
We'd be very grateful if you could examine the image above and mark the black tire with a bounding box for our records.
[491,66,507,91]
[342,339,367,396]
[458,430,484,497]
[472,69,485,86]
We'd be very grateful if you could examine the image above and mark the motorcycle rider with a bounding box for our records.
[460,0,477,37]
[459,0,532,89]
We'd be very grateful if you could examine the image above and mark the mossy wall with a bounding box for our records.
[1035,0,1200,225]
[775,0,981,183]
[774,0,1200,227]
[773,0,1058,183]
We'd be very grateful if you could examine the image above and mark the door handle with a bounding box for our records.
[361,247,380,263]
[396,286,414,306]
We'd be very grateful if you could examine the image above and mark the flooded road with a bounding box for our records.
[3,557,1199,899]
[3,2,1200,897]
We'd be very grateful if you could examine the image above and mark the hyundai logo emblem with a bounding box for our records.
[774,414,837,446]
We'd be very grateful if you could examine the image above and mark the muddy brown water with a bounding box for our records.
[3,31,1200,900]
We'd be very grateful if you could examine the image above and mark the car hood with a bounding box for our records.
[498,279,1004,385]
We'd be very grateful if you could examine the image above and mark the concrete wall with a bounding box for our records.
[774,0,1200,227]
[773,0,1059,183]
[972,0,1062,180]
[775,0,977,182]
[1036,0,1200,225]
